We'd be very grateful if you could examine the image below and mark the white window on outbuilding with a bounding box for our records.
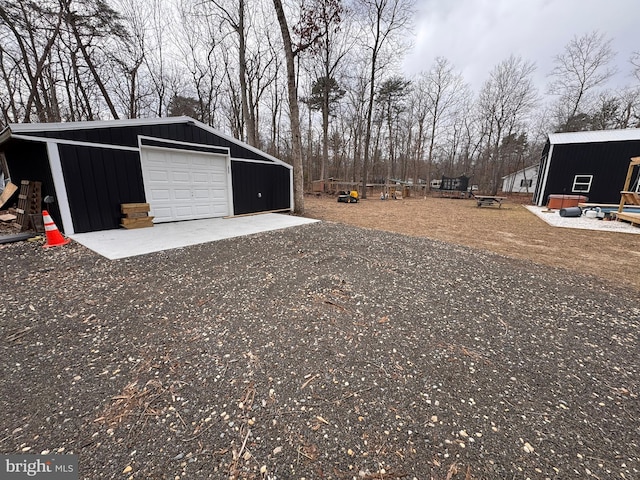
[520,179,533,188]
[572,175,593,193]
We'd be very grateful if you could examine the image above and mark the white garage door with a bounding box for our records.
[140,146,231,223]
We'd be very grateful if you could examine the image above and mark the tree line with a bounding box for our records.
[1,0,639,211]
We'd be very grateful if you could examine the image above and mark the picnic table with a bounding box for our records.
[474,195,506,208]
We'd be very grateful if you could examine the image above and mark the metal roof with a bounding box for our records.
[548,128,640,145]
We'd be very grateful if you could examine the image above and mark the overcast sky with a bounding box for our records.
[402,0,640,96]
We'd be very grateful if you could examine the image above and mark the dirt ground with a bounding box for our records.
[303,194,640,291]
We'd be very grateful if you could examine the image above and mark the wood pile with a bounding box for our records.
[120,203,154,229]
[16,180,42,230]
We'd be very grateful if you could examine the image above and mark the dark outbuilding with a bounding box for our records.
[0,117,293,234]
[534,129,640,206]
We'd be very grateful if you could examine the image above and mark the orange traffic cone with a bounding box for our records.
[42,210,71,248]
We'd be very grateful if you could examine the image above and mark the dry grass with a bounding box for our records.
[304,194,640,291]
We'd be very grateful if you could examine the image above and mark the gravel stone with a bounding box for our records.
[1,221,638,479]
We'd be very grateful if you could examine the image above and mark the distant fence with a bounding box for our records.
[312,180,445,197]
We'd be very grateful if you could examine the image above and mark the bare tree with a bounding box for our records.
[272,0,305,213]
[308,0,350,183]
[407,84,427,186]
[547,31,616,131]
[616,87,640,128]
[244,17,280,149]
[264,36,286,157]
[206,0,259,145]
[307,76,345,179]
[145,0,170,117]
[341,69,369,182]
[0,0,65,122]
[175,0,225,125]
[478,55,538,193]
[419,57,467,187]
[376,75,410,181]
[62,0,128,119]
[271,0,341,214]
[110,0,155,119]
[354,0,414,198]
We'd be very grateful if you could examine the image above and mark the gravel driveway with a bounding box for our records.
[1,221,638,479]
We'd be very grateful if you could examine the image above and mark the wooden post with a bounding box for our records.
[619,156,640,213]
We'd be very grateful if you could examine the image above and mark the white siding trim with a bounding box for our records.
[46,142,74,235]
[227,161,235,216]
[8,116,190,133]
[231,157,286,166]
[537,145,554,206]
[11,134,139,152]
[138,135,230,155]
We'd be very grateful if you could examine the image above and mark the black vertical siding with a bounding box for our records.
[541,140,640,204]
[59,145,145,233]
[232,161,291,214]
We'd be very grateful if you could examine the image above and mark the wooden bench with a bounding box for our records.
[475,195,506,208]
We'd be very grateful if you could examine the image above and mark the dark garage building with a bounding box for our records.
[534,128,640,206]
[0,117,293,234]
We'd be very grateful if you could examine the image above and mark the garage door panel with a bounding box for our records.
[211,188,226,200]
[153,206,172,218]
[192,172,210,184]
[191,156,210,166]
[172,171,190,183]
[212,204,227,215]
[175,205,195,217]
[149,188,170,201]
[141,146,230,223]
[174,188,192,200]
[193,204,213,215]
[148,170,169,182]
[192,188,210,199]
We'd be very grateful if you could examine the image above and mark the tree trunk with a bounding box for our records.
[360,3,384,199]
[361,60,376,198]
[272,0,304,214]
[321,88,329,182]
[238,0,257,146]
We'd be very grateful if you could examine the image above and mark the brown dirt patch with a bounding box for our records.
[304,194,640,291]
